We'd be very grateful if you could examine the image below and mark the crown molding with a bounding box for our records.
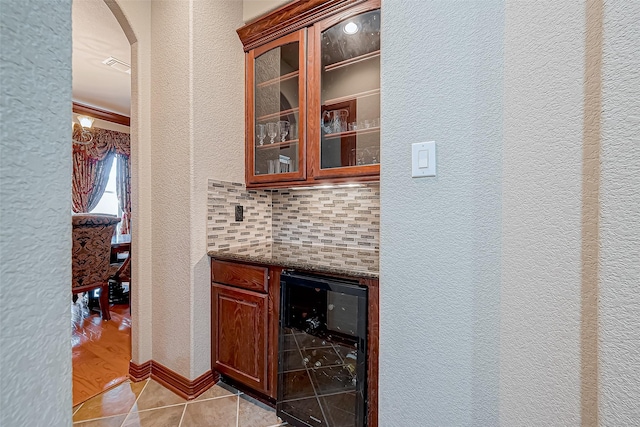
[73,102,130,127]
[237,0,366,51]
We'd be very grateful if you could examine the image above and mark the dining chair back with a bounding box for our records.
[72,214,121,320]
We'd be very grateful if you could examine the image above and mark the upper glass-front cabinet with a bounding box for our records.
[247,30,306,184]
[242,0,380,187]
[309,5,381,179]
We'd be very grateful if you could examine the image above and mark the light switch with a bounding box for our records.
[412,141,436,177]
[418,150,429,168]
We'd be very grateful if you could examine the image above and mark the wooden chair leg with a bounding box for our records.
[99,284,111,321]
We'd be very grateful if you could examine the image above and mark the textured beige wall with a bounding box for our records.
[243,0,292,23]
[501,1,585,424]
[599,1,640,424]
[150,0,193,377]
[380,1,503,424]
[150,0,244,378]
[0,1,73,425]
[111,0,244,378]
[110,0,154,366]
[382,0,639,425]
[192,0,245,377]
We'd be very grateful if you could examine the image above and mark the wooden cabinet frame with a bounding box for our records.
[245,30,307,185]
[211,261,282,400]
[307,0,381,180]
[211,257,379,425]
[239,0,380,189]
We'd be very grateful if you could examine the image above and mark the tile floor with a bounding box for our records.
[72,378,288,427]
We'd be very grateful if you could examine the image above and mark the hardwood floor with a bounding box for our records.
[72,296,131,406]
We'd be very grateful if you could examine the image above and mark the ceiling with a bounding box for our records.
[73,0,131,116]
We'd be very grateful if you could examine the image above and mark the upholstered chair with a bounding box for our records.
[72,214,121,321]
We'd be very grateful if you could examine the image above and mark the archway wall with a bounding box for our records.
[108,0,244,379]
[0,1,73,425]
[109,0,154,366]
[148,0,245,379]
[109,0,245,379]
[190,0,246,376]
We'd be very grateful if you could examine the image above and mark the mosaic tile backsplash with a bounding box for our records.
[271,185,380,249]
[207,180,380,251]
[207,181,272,250]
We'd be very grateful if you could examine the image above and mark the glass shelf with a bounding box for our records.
[256,107,299,122]
[323,127,379,139]
[323,89,380,108]
[256,139,299,149]
[324,50,380,73]
[256,70,299,89]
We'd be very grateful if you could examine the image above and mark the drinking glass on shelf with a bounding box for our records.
[266,122,278,144]
[322,110,335,134]
[372,149,380,164]
[290,123,297,140]
[277,120,290,142]
[256,124,266,146]
[269,159,280,174]
[335,109,349,133]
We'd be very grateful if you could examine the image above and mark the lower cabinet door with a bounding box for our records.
[212,283,269,394]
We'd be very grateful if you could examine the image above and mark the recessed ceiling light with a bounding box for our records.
[343,21,359,35]
[102,57,131,74]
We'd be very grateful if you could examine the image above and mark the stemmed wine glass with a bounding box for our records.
[277,120,290,142]
[266,122,278,144]
[256,124,266,146]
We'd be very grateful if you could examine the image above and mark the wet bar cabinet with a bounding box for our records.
[238,0,381,188]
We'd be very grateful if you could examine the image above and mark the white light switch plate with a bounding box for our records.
[412,141,436,177]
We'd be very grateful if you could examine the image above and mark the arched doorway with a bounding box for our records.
[70,0,150,410]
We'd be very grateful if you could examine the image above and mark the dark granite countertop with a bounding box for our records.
[208,241,379,279]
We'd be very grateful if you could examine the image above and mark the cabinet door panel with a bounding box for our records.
[247,30,307,185]
[309,3,381,179]
[212,283,268,393]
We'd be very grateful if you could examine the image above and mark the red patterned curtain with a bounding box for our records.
[116,154,131,234]
[72,125,131,219]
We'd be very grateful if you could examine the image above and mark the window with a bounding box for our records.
[90,156,120,217]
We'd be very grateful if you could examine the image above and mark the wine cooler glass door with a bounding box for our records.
[277,272,367,427]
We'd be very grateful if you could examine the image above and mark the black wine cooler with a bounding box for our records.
[277,271,368,427]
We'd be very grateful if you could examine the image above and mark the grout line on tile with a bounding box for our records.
[129,402,187,413]
[73,414,126,424]
[236,392,240,427]
[190,393,238,403]
[118,379,150,427]
[72,403,83,416]
[177,401,187,427]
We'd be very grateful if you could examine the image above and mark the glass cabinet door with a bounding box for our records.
[309,6,381,178]
[248,30,306,184]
